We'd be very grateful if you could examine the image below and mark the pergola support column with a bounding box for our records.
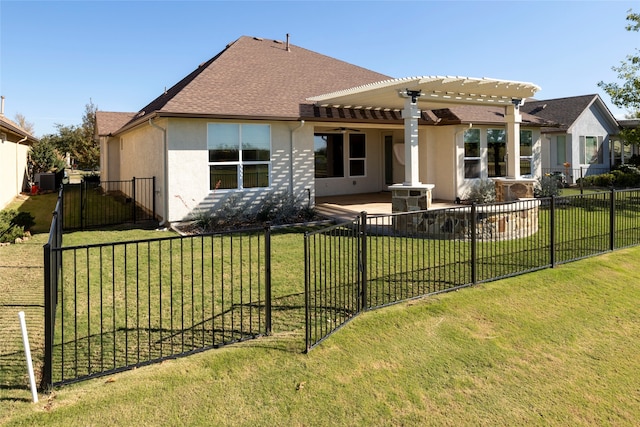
[506,100,522,178]
[402,92,422,186]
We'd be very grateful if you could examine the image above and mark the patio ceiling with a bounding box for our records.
[307,76,541,110]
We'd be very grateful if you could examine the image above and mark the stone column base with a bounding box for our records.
[493,178,536,202]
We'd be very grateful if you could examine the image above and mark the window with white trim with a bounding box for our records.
[580,135,603,164]
[207,123,271,190]
[464,128,481,179]
[520,129,533,176]
[487,128,506,177]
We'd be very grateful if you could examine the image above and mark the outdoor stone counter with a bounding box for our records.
[394,199,540,240]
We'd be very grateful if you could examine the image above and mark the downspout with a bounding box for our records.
[17,135,28,195]
[454,123,473,200]
[290,120,305,196]
[149,118,169,226]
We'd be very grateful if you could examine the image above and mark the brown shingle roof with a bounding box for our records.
[0,115,38,143]
[521,94,598,131]
[432,105,551,126]
[96,111,137,136]
[133,36,391,123]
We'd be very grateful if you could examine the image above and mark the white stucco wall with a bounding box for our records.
[118,120,166,220]
[568,104,615,170]
[0,139,30,209]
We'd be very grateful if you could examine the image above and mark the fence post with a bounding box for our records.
[264,223,272,335]
[580,167,584,195]
[359,211,368,312]
[42,242,53,391]
[470,203,477,285]
[132,177,137,224]
[152,176,156,221]
[80,180,85,230]
[550,196,556,268]
[610,188,615,251]
[303,232,311,352]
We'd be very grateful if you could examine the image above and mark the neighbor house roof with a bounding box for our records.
[0,115,38,144]
[95,111,137,136]
[522,94,618,133]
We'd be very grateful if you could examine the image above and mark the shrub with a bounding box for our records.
[534,175,561,197]
[464,179,496,204]
[0,209,35,243]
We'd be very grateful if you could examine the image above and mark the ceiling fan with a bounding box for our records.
[330,127,361,133]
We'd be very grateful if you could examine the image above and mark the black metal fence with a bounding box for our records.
[43,224,272,388]
[304,189,640,351]
[43,188,640,388]
[63,177,156,230]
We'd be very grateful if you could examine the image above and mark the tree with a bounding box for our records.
[598,10,640,112]
[14,113,35,135]
[28,139,65,175]
[42,100,99,170]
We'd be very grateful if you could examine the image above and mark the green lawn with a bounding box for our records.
[2,192,640,425]
[2,246,639,426]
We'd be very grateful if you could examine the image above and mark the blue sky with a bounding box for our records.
[0,0,636,137]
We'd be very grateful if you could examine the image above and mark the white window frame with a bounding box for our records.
[580,135,603,164]
[520,129,533,177]
[207,123,271,191]
[463,128,481,179]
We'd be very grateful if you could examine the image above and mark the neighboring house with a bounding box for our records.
[0,111,38,210]
[97,36,548,224]
[522,94,620,183]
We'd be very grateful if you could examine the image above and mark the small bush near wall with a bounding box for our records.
[464,179,497,204]
[534,175,561,198]
[0,209,35,243]
[190,191,317,232]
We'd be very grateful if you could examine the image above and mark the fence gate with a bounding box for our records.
[304,215,365,351]
[62,177,156,230]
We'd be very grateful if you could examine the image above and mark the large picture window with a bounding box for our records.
[208,123,271,190]
[464,128,481,179]
[314,133,344,178]
[520,129,533,176]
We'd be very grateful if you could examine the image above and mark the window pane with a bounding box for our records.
[520,159,531,175]
[488,129,506,177]
[585,136,599,164]
[520,130,532,156]
[242,124,271,161]
[350,160,365,176]
[464,129,480,157]
[314,134,344,178]
[349,134,366,158]
[464,159,481,179]
[243,164,269,188]
[208,124,240,161]
[210,165,238,190]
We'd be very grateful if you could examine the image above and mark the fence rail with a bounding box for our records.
[304,189,640,351]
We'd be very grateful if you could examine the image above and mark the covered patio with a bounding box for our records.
[315,192,456,222]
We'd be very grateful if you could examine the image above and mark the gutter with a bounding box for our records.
[149,118,169,226]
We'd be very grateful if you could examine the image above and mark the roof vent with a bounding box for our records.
[253,37,263,41]
[286,33,290,52]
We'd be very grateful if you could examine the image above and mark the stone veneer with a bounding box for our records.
[493,178,537,202]
[394,199,540,241]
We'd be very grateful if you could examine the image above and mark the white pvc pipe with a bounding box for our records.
[18,311,39,403]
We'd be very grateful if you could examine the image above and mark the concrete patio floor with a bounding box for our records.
[315,192,455,222]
